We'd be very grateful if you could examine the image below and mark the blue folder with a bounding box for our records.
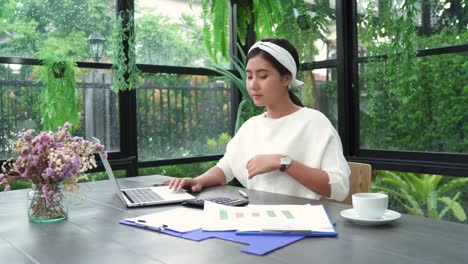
[120,220,337,255]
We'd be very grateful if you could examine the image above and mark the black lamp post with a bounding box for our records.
[88,31,106,62]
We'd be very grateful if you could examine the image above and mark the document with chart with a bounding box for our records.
[202,202,334,233]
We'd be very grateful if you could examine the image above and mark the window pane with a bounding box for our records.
[0,0,115,62]
[139,161,217,178]
[372,170,468,224]
[134,0,214,67]
[298,68,338,129]
[357,0,467,56]
[359,53,467,153]
[415,1,467,49]
[0,64,120,159]
[357,0,467,153]
[137,73,232,161]
[80,68,120,152]
[262,0,337,63]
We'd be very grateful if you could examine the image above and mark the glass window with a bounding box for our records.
[359,53,467,153]
[259,0,337,64]
[298,68,338,128]
[415,1,467,49]
[137,73,232,161]
[134,0,214,67]
[0,0,115,62]
[0,64,120,159]
[372,170,468,224]
[357,0,467,153]
[79,68,120,152]
[139,161,217,178]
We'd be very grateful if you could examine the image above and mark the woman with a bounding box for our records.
[167,38,350,201]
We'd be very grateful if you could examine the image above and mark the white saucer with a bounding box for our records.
[340,208,401,226]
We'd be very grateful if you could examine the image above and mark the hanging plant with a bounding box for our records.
[110,10,140,91]
[36,51,80,131]
[199,0,288,62]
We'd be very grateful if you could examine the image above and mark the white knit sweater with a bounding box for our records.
[217,107,350,201]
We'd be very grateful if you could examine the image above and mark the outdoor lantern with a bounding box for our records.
[8,64,22,74]
[88,31,106,62]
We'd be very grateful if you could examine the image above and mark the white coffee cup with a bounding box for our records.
[352,193,389,219]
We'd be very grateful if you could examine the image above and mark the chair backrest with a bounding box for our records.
[341,162,372,205]
[324,162,372,205]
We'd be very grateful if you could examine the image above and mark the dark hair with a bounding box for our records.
[246,38,304,107]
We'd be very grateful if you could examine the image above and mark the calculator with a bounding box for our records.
[181,197,249,209]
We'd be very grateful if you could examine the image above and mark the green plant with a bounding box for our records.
[360,0,419,104]
[358,2,467,153]
[372,171,468,222]
[199,0,289,62]
[36,49,80,131]
[206,132,232,153]
[139,161,217,178]
[208,44,264,132]
[110,10,140,91]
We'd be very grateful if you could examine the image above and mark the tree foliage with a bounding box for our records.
[0,0,113,59]
[359,0,467,153]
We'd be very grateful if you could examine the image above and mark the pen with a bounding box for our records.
[238,189,249,199]
[133,220,168,231]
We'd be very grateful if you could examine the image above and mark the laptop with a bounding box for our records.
[92,137,195,207]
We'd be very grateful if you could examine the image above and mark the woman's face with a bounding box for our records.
[246,55,291,108]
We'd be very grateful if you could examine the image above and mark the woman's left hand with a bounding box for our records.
[246,154,282,179]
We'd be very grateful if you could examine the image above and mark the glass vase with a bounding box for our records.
[27,183,68,223]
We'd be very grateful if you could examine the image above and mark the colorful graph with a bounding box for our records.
[220,209,295,220]
[251,211,260,217]
[219,209,228,220]
[266,210,277,217]
[281,210,294,219]
[235,212,244,218]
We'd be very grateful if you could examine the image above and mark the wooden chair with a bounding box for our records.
[325,162,372,205]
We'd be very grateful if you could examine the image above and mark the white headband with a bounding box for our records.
[248,41,304,89]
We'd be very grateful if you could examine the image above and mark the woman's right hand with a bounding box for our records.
[164,177,203,193]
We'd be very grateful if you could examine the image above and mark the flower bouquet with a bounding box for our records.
[0,123,106,222]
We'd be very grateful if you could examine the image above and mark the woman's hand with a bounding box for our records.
[246,154,282,179]
[164,177,203,192]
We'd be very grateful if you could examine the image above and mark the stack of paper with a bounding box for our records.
[124,207,204,232]
[202,202,335,234]
[123,202,335,236]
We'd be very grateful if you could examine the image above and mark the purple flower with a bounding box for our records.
[0,174,7,185]
[42,167,55,179]
[57,155,80,180]
[21,132,32,142]
[20,146,29,156]
[1,122,108,192]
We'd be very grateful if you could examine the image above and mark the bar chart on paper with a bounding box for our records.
[219,209,296,220]
[204,202,334,232]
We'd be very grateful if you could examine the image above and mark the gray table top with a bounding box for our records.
[1,175,467,264]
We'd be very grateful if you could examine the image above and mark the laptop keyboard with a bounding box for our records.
[123,188,163,204]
